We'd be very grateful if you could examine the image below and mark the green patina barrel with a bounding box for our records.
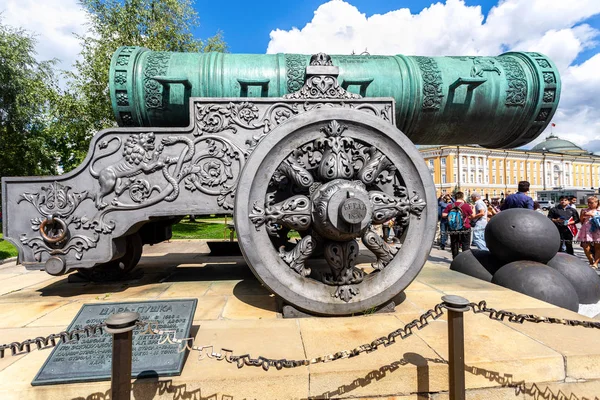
[109,46,560,148]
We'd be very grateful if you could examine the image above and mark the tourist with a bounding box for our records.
[470,192,489,250]
[569,196,578,209]
[442,191,474,259]
[576,196,600,267]
[548,196,580,255]
[382,218,394,243]
[500,181,534,210]
[533,202,544,213]
[483,198,497,221]
[438,194,453,250]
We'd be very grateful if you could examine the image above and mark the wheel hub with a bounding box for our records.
[311,179,372,241]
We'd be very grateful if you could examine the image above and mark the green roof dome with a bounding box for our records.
[531,135,589,155]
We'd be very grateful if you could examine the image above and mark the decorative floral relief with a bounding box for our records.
[19,182,88,221]
[284,75,361,100]
[285,54,307,93]
[498,56,527,107]
[143,52,171,109]
[414,56,444,110]
[17,182,100,261]
[196,102,259,135]
[315,120,355,180]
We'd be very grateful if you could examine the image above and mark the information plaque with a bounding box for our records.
[32,299,197,385]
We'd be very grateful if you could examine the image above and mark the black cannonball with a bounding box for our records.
[546,253,600,304]
[450,249,503,282]
[485,209,560,263]
[492,261,579,311]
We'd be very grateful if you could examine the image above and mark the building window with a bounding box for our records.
[478,173,482,183]
[492,160,496,169]
[470,173,474,183]
[453,158,457,166]
[492,176,496,184]
[520,161,524,170]
[462,156,466,165]
[441,157,446,167]
[462,173,466,182]
[514,176,517,184]
[442,174,446,183]
[454,173,457,182]
[428,159,434,169]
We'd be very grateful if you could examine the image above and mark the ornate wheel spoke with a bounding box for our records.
[279,235,316,277]
[361,228,399,271]
[249,195,312,235]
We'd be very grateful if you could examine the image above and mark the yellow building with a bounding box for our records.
[419,135,600,200]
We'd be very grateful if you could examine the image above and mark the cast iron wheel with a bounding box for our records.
[235,108,436,316]
[77,233,143,281]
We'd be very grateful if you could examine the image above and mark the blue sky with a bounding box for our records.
[194,0,598,66]
[195,0,498,54]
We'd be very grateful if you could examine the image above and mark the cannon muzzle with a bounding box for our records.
[110,47,560,149]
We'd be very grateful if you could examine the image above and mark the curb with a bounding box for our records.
[0,257,17,265]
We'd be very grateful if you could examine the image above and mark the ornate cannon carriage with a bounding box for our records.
[2,48,560,315]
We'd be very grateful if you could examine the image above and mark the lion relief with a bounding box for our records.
[90,132,165,209]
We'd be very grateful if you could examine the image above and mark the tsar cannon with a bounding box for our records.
[2,48,560,315]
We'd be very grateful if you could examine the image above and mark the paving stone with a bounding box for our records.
[500,307,600,380]
[400,313,566,390]
[157,281,212,298]
[417,264,505,292]
[0,301,71,328]
[0,326,59,372]
[181,318,308,399]
[222,295,278,319]
[300,314,448,397]
[0,273,57,296]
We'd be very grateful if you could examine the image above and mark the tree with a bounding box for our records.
[0,22,62,179]
[61,0,227,171]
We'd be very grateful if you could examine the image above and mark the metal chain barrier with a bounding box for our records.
[140,303,446,371]
[0,322,106,358]
[469,300,600,329]
[3,299,599,365]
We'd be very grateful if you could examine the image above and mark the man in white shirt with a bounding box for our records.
[471,192,489,251]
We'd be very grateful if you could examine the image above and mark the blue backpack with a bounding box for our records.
[447,204,465,231]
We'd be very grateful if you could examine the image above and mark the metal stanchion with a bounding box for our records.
[105,312,140,400]
[442,295,469,400]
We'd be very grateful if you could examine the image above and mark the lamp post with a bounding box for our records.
[542,148,547,190]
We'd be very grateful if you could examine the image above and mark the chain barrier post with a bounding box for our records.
[105,312,140,400]
[442,295,469,400]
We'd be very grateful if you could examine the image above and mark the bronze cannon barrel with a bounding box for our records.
[110,47,560,148]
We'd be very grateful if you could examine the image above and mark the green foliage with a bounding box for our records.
[0,234,18,259]
[60,0,228,170]
[0,22,62,179]
[171,218,235,240]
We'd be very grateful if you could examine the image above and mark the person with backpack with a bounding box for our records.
[442,191,474,259]
[438,194,453,250]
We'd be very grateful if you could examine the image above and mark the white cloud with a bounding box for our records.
[267,0,600,151]
[1,0,88,74]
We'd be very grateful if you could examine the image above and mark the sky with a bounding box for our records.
[2,0,600,152]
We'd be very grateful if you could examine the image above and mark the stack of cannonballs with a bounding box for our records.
[450,208,600,311]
